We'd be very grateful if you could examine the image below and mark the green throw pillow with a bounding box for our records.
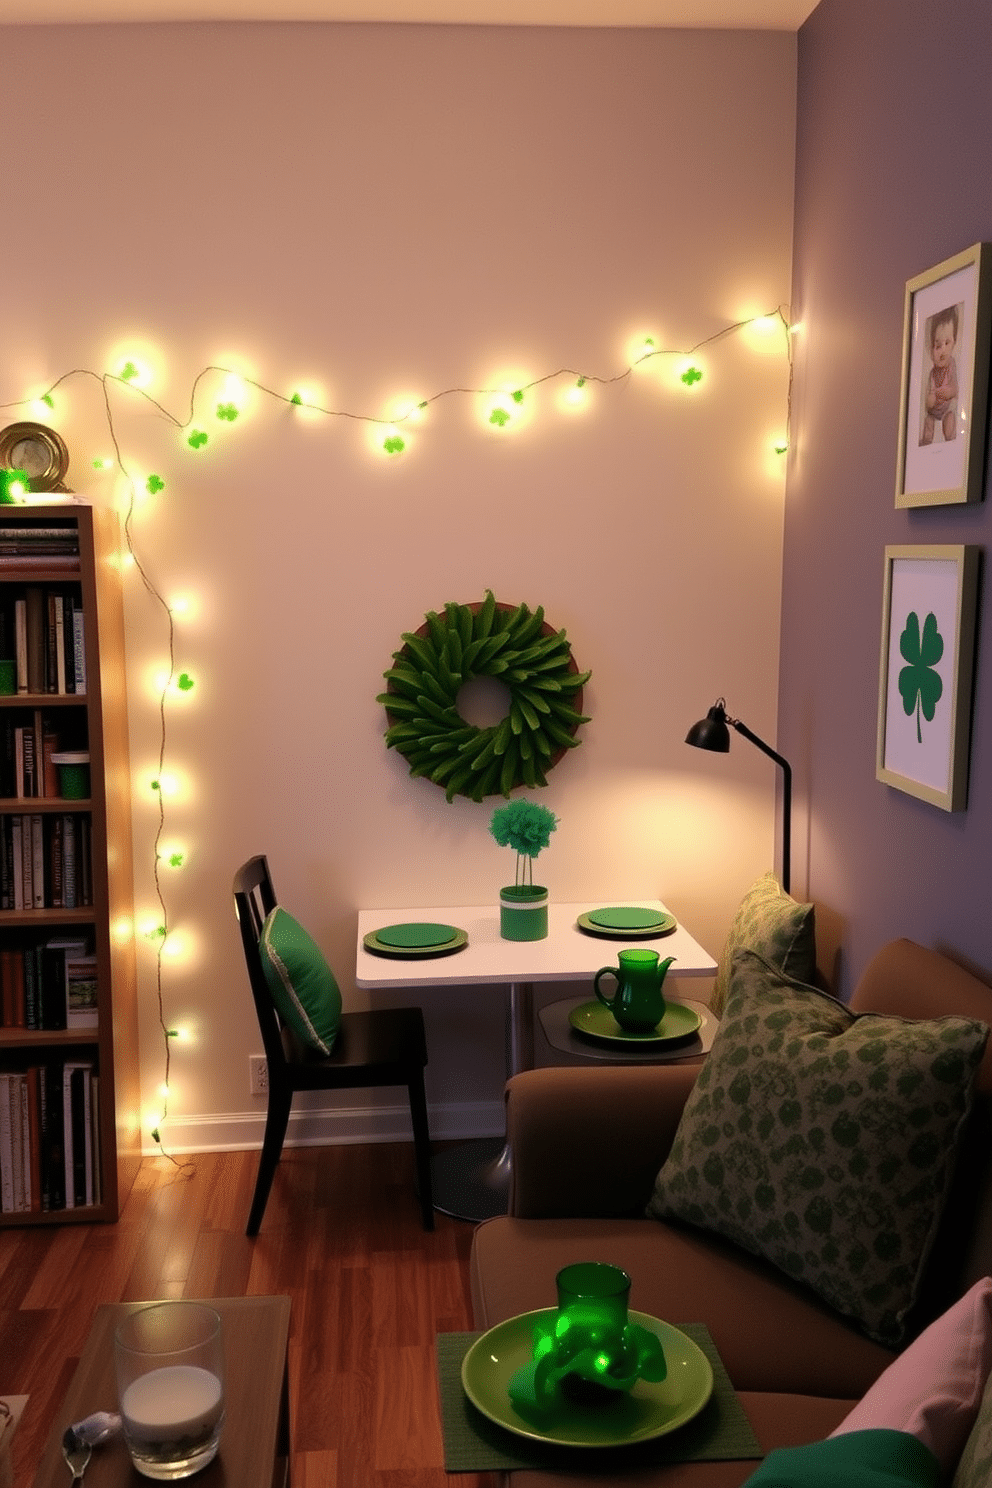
[259,906,342,1055]
[712,871,815,1016]
[647,950,989,1348]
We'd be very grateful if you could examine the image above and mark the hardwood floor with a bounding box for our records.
[0,1143,494,1487]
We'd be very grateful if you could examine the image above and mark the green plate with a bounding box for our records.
[374,922,459,948]
[577,909,676,940]
[461,1307,713,1447]
[569,999,702,1046]
[363,925,467,959]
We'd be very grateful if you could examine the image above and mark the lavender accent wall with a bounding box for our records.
[783,0,992,995]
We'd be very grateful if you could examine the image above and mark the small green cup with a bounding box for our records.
[52,751,91,799]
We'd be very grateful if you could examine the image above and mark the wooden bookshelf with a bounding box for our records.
[0,503,138,1225]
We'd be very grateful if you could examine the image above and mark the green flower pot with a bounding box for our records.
[500,884,549,941]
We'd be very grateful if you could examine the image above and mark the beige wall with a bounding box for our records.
[0,22,796,1149]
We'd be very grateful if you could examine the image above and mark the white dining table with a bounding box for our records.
[355,899,717,1220]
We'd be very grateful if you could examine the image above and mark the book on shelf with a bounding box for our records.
[62,1060,96,1209]
[72,606,86,694]
[66,953,98,1030]
[14,598,26,694]
[25,587,45,695]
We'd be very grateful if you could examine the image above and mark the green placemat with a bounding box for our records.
[436,1322,761,1473]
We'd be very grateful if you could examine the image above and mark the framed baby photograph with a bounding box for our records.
[895,242,992,508]
[876,545,980,812]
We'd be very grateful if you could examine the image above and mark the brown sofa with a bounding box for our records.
[470,939,992,1486]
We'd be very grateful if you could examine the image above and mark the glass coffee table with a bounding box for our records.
[30,1296,291,1488]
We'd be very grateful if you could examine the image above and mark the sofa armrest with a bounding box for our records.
[506,1061,700,1218]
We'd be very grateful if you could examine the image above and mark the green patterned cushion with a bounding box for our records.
[954,1367,992,1487]
[712,871,815,1016]
[647,951,988,1347]
[259,906,342,1055]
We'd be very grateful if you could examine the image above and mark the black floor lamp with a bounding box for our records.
[685,698,793,894]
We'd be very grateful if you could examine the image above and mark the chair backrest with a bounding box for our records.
[233,854,289,1073]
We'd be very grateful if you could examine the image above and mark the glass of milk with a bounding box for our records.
[115,1303,225,1479]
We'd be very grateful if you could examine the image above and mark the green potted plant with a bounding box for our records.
[490,798,558,941]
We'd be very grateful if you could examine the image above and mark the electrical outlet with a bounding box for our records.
[249,1054,269,1096]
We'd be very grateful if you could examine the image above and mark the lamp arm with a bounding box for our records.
[730,720,792,895]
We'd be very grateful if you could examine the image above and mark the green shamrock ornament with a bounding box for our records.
[490,408,511,427]
[681,366,703,386]
[216,402,239,421]
[383,435,405,455]
[187,430,208,449]
[898,610,943,744]
[176,672,194,691]
[120,362,139,382]
[146,474,165,494]
[290,392,303,405]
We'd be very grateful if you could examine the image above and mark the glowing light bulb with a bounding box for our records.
[93,457,114,471]
[158,1082,171,1100]
[629,334,658,368]
[751,315,780,336]
[561,378,589,412]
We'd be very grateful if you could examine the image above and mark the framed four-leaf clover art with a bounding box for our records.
[877,545,980,811]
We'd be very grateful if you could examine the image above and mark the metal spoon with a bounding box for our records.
[61,1426,92,1483]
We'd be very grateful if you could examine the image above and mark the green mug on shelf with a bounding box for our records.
[593,948,675,1033]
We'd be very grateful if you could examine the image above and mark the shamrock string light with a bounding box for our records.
[0,300,791,1153]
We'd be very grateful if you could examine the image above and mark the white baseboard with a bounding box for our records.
[143,1099,506,1156]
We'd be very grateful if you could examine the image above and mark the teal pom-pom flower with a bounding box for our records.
[490,799,558,859]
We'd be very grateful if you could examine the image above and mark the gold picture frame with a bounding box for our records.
[0,421,70,493]
[876,545,980,811]
[895,243,992,507]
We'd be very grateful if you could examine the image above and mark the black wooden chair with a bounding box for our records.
[233,855,434,1235]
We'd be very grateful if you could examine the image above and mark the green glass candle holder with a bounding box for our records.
[508,1262,666,1416]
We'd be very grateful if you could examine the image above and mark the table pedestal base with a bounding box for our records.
[431,1137,510,1221]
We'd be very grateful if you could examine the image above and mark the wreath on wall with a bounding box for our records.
[377,590,591,802]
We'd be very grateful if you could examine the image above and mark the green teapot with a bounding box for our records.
[593,948,675,1033]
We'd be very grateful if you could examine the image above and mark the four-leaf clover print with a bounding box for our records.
[898,609,943,744]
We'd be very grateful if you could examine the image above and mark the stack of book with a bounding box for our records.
[0,935,97,1030]
[0,524,80,570]
[0,813,92,910]
[0,1060,101,1213]
[0,585,87,696]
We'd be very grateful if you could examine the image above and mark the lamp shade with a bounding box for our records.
[685,700,731,753]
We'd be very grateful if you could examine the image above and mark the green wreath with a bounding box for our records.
[377,590,590,802]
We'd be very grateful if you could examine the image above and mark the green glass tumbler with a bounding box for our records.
[554,1262,631,1365]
